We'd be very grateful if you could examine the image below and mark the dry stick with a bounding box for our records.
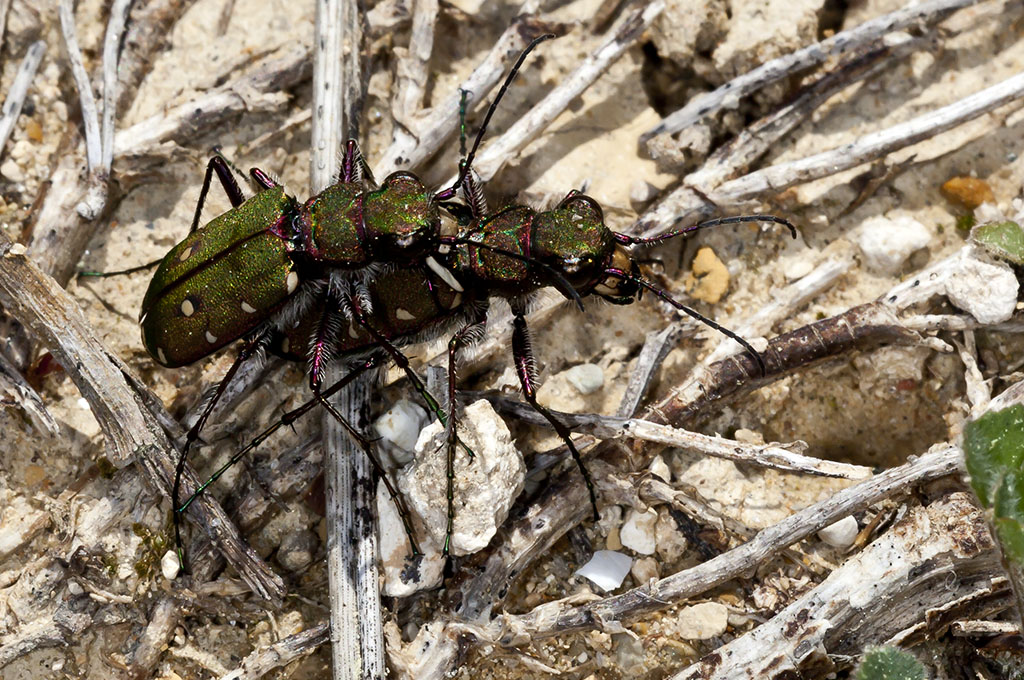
[636,30,934,238]
[0,40,45,158]
[442,0,665,186]
[708,71,1024,206]
[127,597,181,677]
[310,0,383,678]
[58,0,101,171]
[25,0,207,289]
[0,344,58,435]
[390,0,437,128]
[218,623,330,680]
[0,235,285,602]
[615,322,687,418]
[670,491,996,679]
[481,396,873,479]
[639,0,977,143]
[483,444,963,644]
[686,31,921,193]
[375,10,547,177]
[0,0,10,52]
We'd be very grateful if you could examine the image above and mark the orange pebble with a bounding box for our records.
[941,176,995,209]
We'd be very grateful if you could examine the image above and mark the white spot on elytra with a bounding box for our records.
[241,301,257,314]
[426,256,464,292]
[349,324,359,339]
[449,292,462,309]
[157,347,168,365]
[438,244,451,254]
[395,308,414,321]
[281,338,291,354]
[180,299,195,317]
[205,331,218,344]
[286,271,299,294]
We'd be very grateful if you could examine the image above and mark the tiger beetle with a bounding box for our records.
[97,36,556,568]
[413,132,797,556]
[100,30,795,570]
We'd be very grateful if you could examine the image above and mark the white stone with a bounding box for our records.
[161,550,180,581]
[818,515,859,549]
[648,455,670,482]
[373,399,428,465]
[575,550,633,591]
[675,602,729,640]
[1,159,24,183]
[564,363,604,395]
[378,481,443,597]
[945,249,1018,324]
[620,508,658,555]
[630,556,659,584]
[654,510,688,562]
[854,214,931,275]
[400,400,524,555]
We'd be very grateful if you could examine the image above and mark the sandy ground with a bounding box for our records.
[1,0,1024,678]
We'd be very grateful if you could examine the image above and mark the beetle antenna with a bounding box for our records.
[620,272,768,376]
[615,215,797,246]
[438,33,556,199]
[442,236,585,311]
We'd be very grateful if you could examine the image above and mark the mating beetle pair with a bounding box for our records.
[136,35,795,564]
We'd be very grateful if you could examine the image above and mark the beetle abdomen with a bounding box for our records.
[141,188,301,367]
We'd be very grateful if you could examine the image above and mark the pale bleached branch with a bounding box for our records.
[219,623,330,680]
[640,0,977,143]
[473,444,961,644]
[707,71,1024,207]
[443,1,665,186]
[376,12,546,177]
[0,40,46,159]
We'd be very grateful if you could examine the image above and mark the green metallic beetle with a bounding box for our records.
[139,149,443,368]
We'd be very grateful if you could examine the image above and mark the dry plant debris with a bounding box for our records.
[1,0,1024,679]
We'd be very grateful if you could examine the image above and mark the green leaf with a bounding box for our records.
[854,646,926,680]
[973,220,1024,265]
[963,405,1024,508]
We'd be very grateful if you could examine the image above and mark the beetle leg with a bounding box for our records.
[190,156,248,233]
[510,302,599,521]
[172,326,273,569]
[315,384,420,556]
[341,139,377,187]
[441,310,488,557]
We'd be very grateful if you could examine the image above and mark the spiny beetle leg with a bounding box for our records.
[511,305,599,522]
[176,355,426,557]
[172,327,272,570]
[442,311,488,557]
[315,389,420,556]
[349,302,477,460]
[190,155,248,233]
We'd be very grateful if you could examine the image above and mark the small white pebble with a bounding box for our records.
[631,556,659,583]
[564,363,604,395]
[373,399,427,462]
[576,550,633,591]
[648,455,670,482]
[620,508,658,555]
[1,159,24,183]
[818,515,859,549]
[945,249,1018,324]
[161,550,180,580]
[675,602,729,640]
[784,258,814,281]
[855,214,931,275]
